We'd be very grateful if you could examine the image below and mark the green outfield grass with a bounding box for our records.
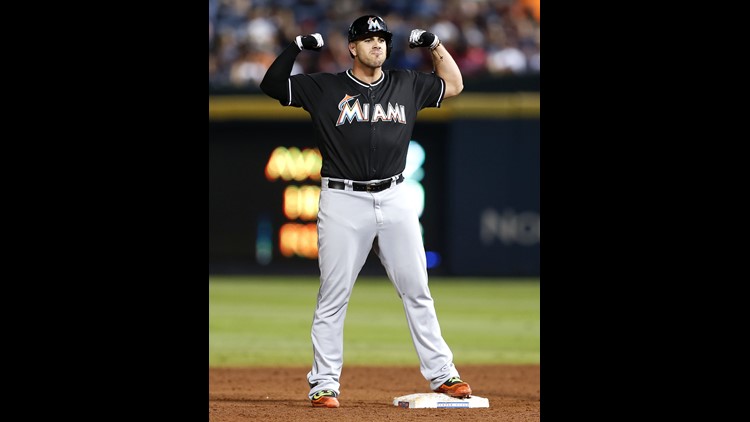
[209,276,539,367]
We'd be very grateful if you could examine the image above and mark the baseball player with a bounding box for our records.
[260,15,472,408]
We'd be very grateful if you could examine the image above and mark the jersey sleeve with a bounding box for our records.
[287,73,327,111]
[259,42,302,105]
[259,43,328,109]
[411,70,446,110]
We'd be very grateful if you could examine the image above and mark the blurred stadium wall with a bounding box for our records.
[209,76,539,276]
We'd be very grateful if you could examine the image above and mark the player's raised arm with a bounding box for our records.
[409,30,464,99]
[260,33,324,103]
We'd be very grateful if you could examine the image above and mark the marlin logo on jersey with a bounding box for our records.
[336,94,407,126]
[368,17,383,31]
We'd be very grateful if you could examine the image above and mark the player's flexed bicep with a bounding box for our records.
[260,33,324,106]
[409,29,463,98]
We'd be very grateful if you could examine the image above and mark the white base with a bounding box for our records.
[393,393,489,409]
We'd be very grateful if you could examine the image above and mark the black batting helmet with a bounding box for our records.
[347,15,392,59]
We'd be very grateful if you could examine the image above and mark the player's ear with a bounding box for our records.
[348,41,356,58]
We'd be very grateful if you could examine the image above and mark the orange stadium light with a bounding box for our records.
[279,223,319,258]
[283,185,320,221]
[265,146,322,182]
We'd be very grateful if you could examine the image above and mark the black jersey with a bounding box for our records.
[285,69,445,181]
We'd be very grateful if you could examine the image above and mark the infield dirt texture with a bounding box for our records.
[209,365,539,421]
[210,277,539,421]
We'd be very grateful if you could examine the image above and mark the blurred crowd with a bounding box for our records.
[209,0,540,90]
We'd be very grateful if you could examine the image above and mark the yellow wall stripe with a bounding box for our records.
[209,92,540,121]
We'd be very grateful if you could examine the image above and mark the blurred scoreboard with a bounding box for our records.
[209,120,448,275]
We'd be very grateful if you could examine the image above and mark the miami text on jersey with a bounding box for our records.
[336,94,407,126]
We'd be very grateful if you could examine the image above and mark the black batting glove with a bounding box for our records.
[295,33,324,51]
[409,29,440,49]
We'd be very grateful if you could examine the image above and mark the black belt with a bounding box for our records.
[327,174,404,192]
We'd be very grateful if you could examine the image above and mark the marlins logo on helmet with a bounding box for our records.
[367,17,383,31]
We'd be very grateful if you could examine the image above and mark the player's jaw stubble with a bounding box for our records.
[355,50,385,69]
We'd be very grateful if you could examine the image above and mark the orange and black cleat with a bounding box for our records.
[311,390,340,408]
[434,377,472,398]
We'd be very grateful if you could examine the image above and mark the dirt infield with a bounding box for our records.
[209,365,539,421]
